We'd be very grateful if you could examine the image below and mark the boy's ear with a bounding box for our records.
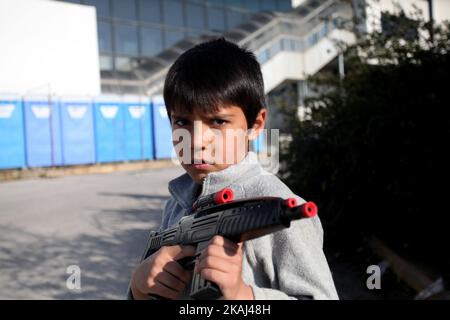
[248,108,267,140]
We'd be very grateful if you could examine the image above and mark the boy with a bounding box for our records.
[128,38,338,300]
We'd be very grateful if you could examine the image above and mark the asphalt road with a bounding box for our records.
[0,166,184,299]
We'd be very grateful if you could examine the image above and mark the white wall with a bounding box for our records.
[261,29,355,93]
[0,0,100,96]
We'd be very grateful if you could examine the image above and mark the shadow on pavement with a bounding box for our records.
[0,194,169,299]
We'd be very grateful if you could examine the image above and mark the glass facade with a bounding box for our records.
[61,0,292,72]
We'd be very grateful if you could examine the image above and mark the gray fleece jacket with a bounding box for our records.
[130,151,339,300]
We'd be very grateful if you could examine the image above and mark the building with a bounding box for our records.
[1,0,449,169]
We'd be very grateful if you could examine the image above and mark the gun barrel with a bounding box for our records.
[301,201,318,218]
[192,188,234,210]
[282,200,318,221]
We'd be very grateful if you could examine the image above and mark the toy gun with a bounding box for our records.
[143,188,318,300]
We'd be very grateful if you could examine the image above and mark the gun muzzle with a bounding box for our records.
[283,199,318,221]
[214,188,234,204]
[300,201,318,218]
[193,188,234,211]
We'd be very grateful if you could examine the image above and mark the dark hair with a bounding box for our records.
[163,38,265,128]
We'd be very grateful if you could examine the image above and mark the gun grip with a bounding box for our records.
[187,239,223,299]
[190,272,222,300]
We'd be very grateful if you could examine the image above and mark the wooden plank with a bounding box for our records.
[368,237,434,293]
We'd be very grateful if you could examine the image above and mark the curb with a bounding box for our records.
[0,160,177,182]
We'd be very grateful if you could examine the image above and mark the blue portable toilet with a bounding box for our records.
[59,97,96,165]
[23,96,63,167]
[254,129,267,154]
[152,96,173,159]
[123,95,154,161]
[93,95,125,163]
[0,94,26,169]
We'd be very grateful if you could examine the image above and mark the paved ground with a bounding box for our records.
[0,166,184,299]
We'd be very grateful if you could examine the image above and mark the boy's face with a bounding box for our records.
[171,105,266,184]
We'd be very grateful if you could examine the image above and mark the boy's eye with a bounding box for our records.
[212,119,228,126]
[174,119,189,126]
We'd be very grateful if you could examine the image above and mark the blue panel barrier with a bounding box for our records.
[152,96,173,159]
[123,96,154,161]
[254,130,267,153]
[0,95,26,169]
[23,97,62,167]
[93,97,125,163]
[59,98,96,165]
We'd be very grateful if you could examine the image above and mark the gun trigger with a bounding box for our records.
[177,256,196,270]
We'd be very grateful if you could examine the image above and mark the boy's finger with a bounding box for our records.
[171,245,196,260]
[200,268,228,288]
[152,281,179,300]
[197,255,235,274]
[157,271,186,292]
[163,260,191,284]
[200,243,241,260]
[210,235,239,251]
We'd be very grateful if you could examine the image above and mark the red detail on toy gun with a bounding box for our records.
[192,188,234,211]
[284,197,298,208]
[300,201,318,218]
[283,198,317,218]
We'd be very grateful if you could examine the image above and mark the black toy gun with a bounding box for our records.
[144,188,318,300]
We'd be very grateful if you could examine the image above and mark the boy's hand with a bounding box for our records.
[131,245,196,300]
[194,235,255,300]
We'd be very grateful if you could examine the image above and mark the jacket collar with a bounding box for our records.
[168,151,263,210]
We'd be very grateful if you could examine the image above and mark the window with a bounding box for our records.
[277,0,291,11]
[318,22,328,38]
[188,30,202,38]
[308,32,318,47]
[281,38,291,51]
[228,0,243,8]
[208,0,224,5]
[186,2,205,29]
[100,55,113,71]
[111,0,137,20]
[115,24,138,56]
[243,0,260,11]
[260,0,276,11]
[98,21,112,53]
[138,0,161,23]
[164,29,184,48]
[84,0,110,17]
[271,40,281,56]
[163,0,184,28]
[257,48,270,64]
[226,9,245,29]
[293,38,304,51]
[115,56,133,71]
[207,7,225,31]
[140,26,163,56]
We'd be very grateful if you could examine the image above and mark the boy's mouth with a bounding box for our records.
[191,158,214,164]
[190,159,215,170]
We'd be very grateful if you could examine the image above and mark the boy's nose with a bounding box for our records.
[192,121,215,154]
